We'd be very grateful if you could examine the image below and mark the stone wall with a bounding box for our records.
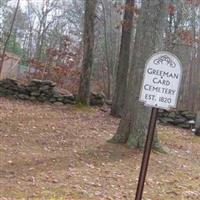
[0,79,105,106]
[158,110,196,129]
[0,79,197,130]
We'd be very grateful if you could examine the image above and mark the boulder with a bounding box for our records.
[90,92,105,106]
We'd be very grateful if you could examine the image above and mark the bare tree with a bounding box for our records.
[110,0,169,148]
[111,0,135,117]
[0,0,20,73]
[78,0,97,105]
[100,0,122,99]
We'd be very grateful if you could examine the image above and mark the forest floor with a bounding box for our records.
[0,97,200,200]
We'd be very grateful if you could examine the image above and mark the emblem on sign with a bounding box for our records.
[139,51,182,110]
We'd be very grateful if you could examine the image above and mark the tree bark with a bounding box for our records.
[77,0,97,105]
[195,111,200,136]
[110,0,169,149]
[101,0,111,99]
[0,0,20,73]
[111,0,135,117]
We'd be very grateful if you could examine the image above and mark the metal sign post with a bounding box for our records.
[135,107,158,200]
[135,52,182,200]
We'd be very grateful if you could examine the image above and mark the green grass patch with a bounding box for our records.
[73,103,94,112]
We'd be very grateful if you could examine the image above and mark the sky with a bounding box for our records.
[10,0,40,10]
[10,0,71,10]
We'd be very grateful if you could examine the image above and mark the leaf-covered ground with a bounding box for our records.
[0,97,200,200]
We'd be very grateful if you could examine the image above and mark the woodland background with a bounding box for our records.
[0,1,200,199]
[0,0,199,111]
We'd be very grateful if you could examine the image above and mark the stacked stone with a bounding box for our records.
[90,92,105,106]
[27,79,75,104]
[0,79,75,105]
[0,79,20,96]
[0,79,105,106]
[0,79,28,98]
[158,110,196,129]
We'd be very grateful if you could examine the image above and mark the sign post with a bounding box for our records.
[135,52,182,200]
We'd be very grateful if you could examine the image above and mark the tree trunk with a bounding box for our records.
[0,0,20,73]
[77,0,97,105]
[110,0,169,149]
[195,111,200,136]
[111,0,135,117]
[101,0,111,99]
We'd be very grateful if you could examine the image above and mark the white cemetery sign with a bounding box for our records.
[139,51,182,110]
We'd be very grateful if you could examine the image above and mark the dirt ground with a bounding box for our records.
[0,97,200,200]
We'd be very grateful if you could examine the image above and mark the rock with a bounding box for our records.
[52,88,60,98]
[39,85,50,91]
[6,90,15,95]
[181,111,196,120]
[0,88,7,96]
[56,96,64,102]
[37,96,47,102]
[63,95,75,101]
[3,78,18,86]
[53,102,64,106]
[30,79,42,84]
[105,99,112,106]
[18,86,29,94]
[49,98,57,103]
[41,80,56,87]
[0,92,5,96]
[30,79,55,86]
[73,94,78,101]
[159,117,175,124]
[90,92,105,106]
[31,91,41,97]
[30,96,36,101]
[26,86,38,92]
[158,110,169,117]
[177,123,190,129]
[168,112,176,119]
[172,118,186,125]
[158,109,197,129]
[63,97,75,104]
[17,94,30,100]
